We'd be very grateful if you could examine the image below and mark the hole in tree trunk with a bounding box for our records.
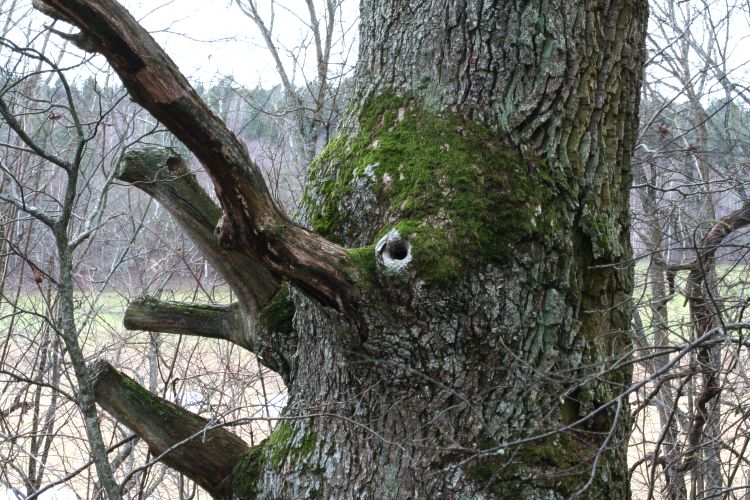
[375,228,412,277]
[387,240,409,260]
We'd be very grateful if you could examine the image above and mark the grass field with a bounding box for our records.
[2,261,750,497]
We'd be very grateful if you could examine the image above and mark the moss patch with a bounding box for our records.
[347,245,377,283]
[257,283,294,334]
[305,94,561,286]
[232,444,265,497]
[114,370,182,422]
[265,421,318,468]
[233,422,319,497]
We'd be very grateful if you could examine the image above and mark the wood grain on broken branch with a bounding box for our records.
[123,295,294,380]
[124,297,245,343]
[117,152,295,378]
[36,0,359,313]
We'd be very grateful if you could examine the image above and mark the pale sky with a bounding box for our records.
[1,0,359,88]
[125,0,359,87]
[3,0,750,103]
[104,0,359,87]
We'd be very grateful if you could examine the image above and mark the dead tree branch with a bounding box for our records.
[91,361,250,499]
[35,0,361,314]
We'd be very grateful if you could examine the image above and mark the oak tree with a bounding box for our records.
[33,0,648,498]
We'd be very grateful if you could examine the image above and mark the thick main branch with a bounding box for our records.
[118,152,295,378]
[37,0,359,313]
[91,361,249,499]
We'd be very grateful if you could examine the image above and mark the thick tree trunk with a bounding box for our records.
[245,1,646,498]
[35,0,647,498]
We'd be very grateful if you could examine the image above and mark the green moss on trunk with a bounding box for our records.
[233,422,320,498]
[346,245,377,283]
[265,421,318,467]
[304,95,562,286]
[232,444,265,498]
[469,434,603,498]
[257,283,294,334]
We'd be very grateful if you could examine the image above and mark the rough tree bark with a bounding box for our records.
[35,0,647,498]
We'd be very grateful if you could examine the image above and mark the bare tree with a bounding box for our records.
[630,1,750,498]
[27,0,648,497]
[0,13,159,498]
[234,0,355,170]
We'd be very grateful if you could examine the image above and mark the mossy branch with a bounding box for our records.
[124,297,251,346]
[91,361,249,499]
[124,292,295,381]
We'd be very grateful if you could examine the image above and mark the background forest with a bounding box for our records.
[1,0,750,498]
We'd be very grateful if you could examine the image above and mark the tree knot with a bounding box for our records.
[215,213,239,250]
[376,228,412,281]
